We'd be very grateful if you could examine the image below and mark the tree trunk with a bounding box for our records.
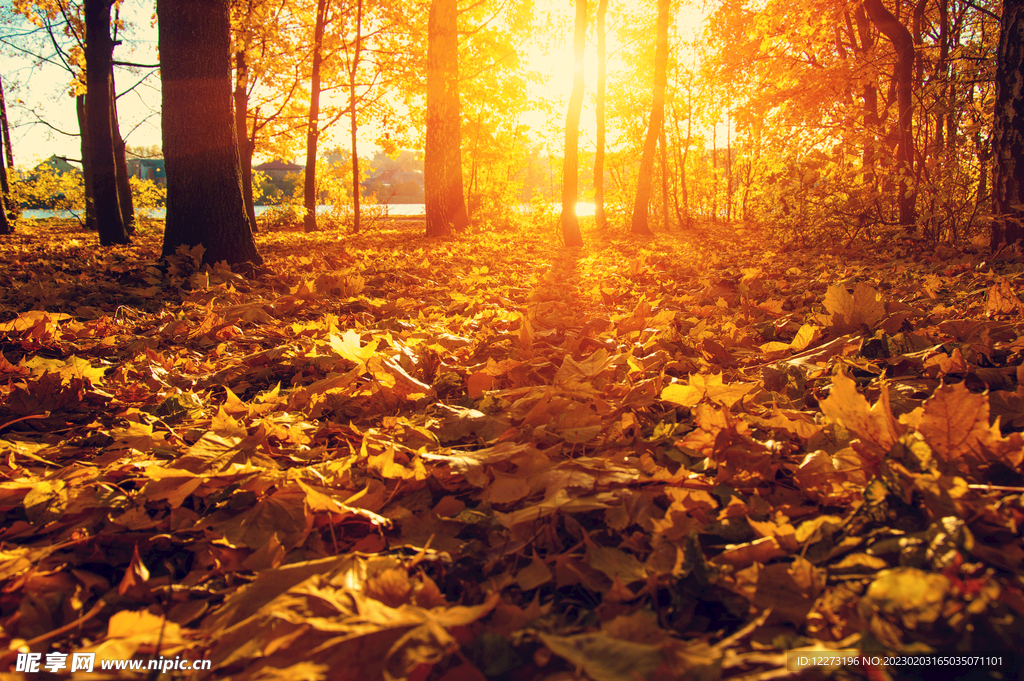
[235,49,258,233]
[303,0,327,233]
[594,0,607,231]
[863,0,916,229]
[0,75,13,171]
[712,122,718,221]
[0,75,17,223]
[350,0,363,233]
[158,0,263,266]
[0,187,9,236]
[560,0,587,247]
[76,94,98,232]
[84,0,128,245]
[110,73,135,234]
[991,0,1024,248]
[630,0,669,236]
[726,113,732,221]
[660,123,670,229]
[425,0,469,237]
[0,123,10,235]
[936,0,949,151]
[853,5,879,186]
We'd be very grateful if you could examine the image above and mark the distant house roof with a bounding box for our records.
[254,159,304,172]
[37,155,80,174]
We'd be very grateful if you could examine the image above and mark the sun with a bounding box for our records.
[521,0,708,148]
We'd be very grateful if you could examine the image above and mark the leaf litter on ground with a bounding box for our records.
[1,219,1023,680]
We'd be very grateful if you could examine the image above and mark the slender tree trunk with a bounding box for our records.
[594,0,607,231]
[0,186,9,236]
[76,95,98,232]
[660,124,670,229]
[712,123,718,221]
[561,0,587,246]
[425,0,469,237]
[0,75,16,223]
[0,75,13,171]
[726,112,732,221]
[631,0,669,236]
[991,0,1024,247]
[110,74,135,234]
[936,0,949,151]
[864,0,916,229]
[158,0,263,266]
[0,122,10,235]
[235,49,258,233]
[561,0,585,245]
[674,77,691,227]
[84,0,128,245]
[853,6,878,186]
[303,0,328,233]
[349,0,363,233]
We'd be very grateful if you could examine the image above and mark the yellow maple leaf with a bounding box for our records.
[329,329,379,369]
[820,370,900,456]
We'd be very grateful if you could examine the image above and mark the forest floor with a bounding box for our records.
[1,217,1023,681]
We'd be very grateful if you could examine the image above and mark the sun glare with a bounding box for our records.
[524,0,708,146]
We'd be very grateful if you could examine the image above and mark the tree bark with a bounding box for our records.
[0,121,10,235]
[631,0,670,236]
[594,0,607,231]
[303,0,328,233]
[0,75,12,171]
[991,0,1024,248]
[425,0,469,237]
[84,0,128,245]
[0,187,9,236]
[853,5,879,186]
[76,94,98,232]
[0,75,16,223]
[660,123,670,228]
[158,0,263,266]
[560,0,586,247]
[863,0,916,229]
[110,73,135,234]
[235,49,258,233]
[349,0,364,233]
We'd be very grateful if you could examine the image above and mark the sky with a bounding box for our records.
[0,0,707,170]
[1,0,162,167]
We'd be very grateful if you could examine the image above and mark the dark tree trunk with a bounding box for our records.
[853,5,879,186]
[0,123,10,235]
[936,0,949,151]
[594,0,607,231]
[158,0,263,266]
[863,0,916,229]
[0,188,9,236]
[560,0,586,247]
[0,75,16,223]
[0,75,12,170]
[631,0,669,236]
[84,0,128,245]
[349,0,364,233]
[110,74,135,234]
[303,0,327,233]
[76,95,98,232]
[425,0,469,237]
[712,123,717,221]
[726,113,732,221]
[991,0,1024,248]
[660,124,670,228]
[234,49,258,233]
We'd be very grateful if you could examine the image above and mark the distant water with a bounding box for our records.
[22,202,598,221]
[21,204,427,220]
